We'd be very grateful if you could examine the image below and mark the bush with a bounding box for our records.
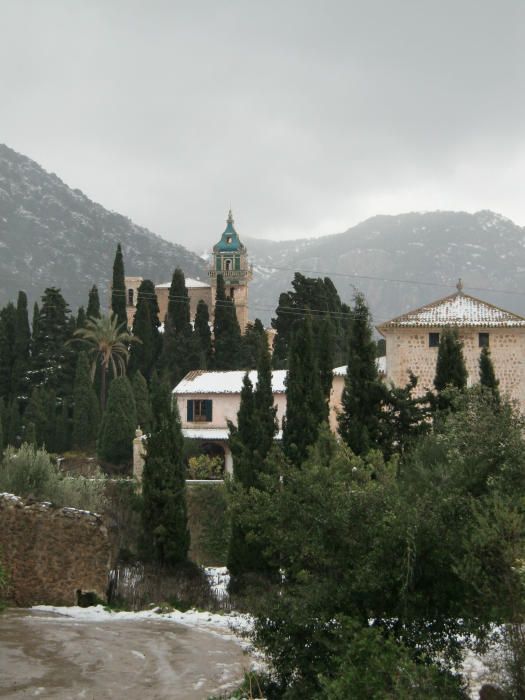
[0,443,107,512]
[187,454,223,480]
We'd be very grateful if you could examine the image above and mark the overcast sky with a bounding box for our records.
[1,0,524,251]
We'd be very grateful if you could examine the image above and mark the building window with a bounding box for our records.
[479,332,489,348]
[226,235,232,244]
[187,399,213,422]
[225,259,232,271]
[429,332,440,347]
[127,288,134,305]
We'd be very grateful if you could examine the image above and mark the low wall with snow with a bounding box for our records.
[0,493,112,606]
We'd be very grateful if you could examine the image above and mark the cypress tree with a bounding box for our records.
[253,333,278,460]
[76,306,86,329]
[0,408,3,453]
[111,243,128,330]
[129,280,161,380]
[479,346,500,402]
[0,302,17,400]
[30,288,70,394]
[317,316,335,401]
[141,402,189,566]
[213,274,242,370]
[72,351,100,450]
[434,327,468,394]
[25,387,56,450]
[161,268,198,384]
[283,317,326,466]
[87,285,101,319]
[132,370,153,434]
[24,421,36,447]
[194,299,213,369]
[150,369,172,431]
[11,291,31,401]
[240,318,266,369]
[98,376,137,464]
[55,399,71,453]
[338,293,385,456]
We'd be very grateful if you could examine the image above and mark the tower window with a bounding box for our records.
[127,289,134,305]
[225,259,232,271]
[479,333,489,348]
[226,235,232,244]
[429,332,440,347]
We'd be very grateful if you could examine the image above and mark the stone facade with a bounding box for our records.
[0,493,112,606]
[382,326,525,409]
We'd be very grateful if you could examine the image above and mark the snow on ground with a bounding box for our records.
[31,603,252,646]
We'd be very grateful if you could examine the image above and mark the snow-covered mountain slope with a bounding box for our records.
[247,211,525,326]
[0,144,207,311]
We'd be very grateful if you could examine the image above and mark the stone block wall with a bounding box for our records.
[383,327,525,411]
[0,493,112,606]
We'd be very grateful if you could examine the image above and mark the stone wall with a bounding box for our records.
[0,493,112,606]
[382,327,525,410]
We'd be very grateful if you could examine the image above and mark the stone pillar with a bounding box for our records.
[223,444,234,476]
[133,427,146,483]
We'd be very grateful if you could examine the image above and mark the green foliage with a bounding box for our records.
[30,287,71,395]
[141,403,190,566]
[479,345,500,402]
[86,284,101,320]
[213,274,243,370]
[132,370,153,434]
[11,291,31,401]
[111,243,127,330]
[283,317,325,466]
[24,386,56,449]
[98,376,137,465]
[0,302,16,400]
[194,299,213,369]
[161,268,199,384]
[380,372,430,459]
[240,319,266,369]
[0,443,106,511]
[271,273,349,369]
[129,279,161,380]
[72,351,100,450]
[338,292,385,455]
[433,327,468,406]
[187,454,223,480]
[186,482,229,565]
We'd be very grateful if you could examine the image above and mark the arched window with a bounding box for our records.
[225,259,232,271]
[128,288,134,306]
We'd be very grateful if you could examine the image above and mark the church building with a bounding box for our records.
[124,210,252,331]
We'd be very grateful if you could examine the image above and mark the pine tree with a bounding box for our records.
[194,299,213,369]
[338,293,385,456]
[72,351,100,450]
[98,376,137,464]
[30,288,70,394]
[141,402,189,566]
[433,328,468,413]
[213,274,242,370]
[129,280,161,380]
[479,346,500,402]
[0,302,17,400]
[11,291,31,401]
[87,285,101,319]
[380,372,429,458]
[283,317,326,466]
[0,407,3,453]
[132,370,153,434]
[161,268,198,384]
[111,243,127,330]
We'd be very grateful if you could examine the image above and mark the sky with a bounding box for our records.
[1,0,524,252]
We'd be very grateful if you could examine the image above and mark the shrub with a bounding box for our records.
[187,454,223,480]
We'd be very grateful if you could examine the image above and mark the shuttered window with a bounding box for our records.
[187,399,213,422]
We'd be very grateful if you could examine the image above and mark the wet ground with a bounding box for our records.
[0,609,250,699]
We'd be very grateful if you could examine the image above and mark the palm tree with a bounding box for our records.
[71,313,140,409]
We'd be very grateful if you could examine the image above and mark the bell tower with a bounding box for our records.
[208,209,252,331]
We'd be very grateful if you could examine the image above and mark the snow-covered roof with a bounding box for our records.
[182,427,283,441]
[156,277,210,289]
[174,369,287,395]
[378,289,525,330]
[333,356,386,377]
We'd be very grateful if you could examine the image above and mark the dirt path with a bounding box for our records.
[0,609,251,699]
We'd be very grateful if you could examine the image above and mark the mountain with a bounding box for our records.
[247,210,525,327]
[0,144,207,312]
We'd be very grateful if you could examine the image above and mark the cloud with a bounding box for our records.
[1,0,524,250]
